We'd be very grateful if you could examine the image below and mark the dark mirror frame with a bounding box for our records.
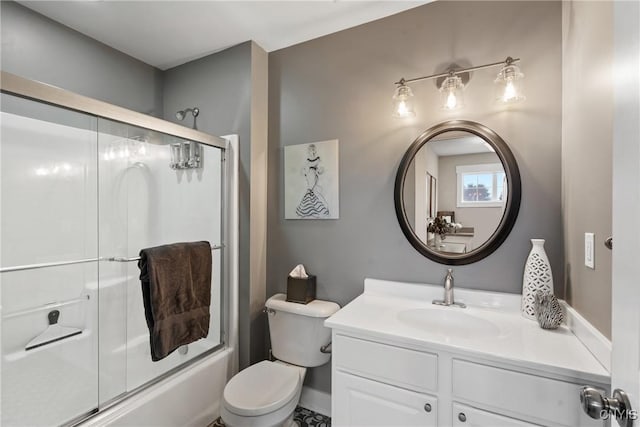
[394,120,521,265]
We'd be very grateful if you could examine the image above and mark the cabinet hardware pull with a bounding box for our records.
[423,403,431,413]
[458,412,467,422]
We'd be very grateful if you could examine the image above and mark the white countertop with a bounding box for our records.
[325,278,610,384]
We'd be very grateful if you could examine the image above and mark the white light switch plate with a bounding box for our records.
[585,232,595,269]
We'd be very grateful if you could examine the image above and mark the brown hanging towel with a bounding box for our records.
[138,241,212,361]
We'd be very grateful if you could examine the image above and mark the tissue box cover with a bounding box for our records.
[286,275,316,304]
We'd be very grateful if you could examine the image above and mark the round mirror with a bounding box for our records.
[394,120,521,265]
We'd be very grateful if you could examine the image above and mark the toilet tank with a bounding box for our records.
[265,294,340,367]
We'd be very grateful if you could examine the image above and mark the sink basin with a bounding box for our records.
[397,307,503,338]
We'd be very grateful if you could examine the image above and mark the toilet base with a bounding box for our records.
[221,383,301,427]
[283,414,297,427]
[221,398,298,427]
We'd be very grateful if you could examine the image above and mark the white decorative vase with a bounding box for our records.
[522,239,553,319]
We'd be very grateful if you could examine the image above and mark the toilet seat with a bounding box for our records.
[223,360,301,417]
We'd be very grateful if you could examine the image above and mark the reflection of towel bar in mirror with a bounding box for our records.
[0,244,224,272]
[2,295,90,320]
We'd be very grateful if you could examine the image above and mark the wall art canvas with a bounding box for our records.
[284,139,339,219]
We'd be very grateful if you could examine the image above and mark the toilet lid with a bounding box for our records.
[223,360,301,417]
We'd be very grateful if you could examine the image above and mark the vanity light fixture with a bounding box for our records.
[494,57,525,103]
[392,56,523,117]
[392,81,416,118]
[440,73,465,111]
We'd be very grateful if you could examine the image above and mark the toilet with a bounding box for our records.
[221,293,340,427]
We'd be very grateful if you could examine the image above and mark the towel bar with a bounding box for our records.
[109,244,224,263]
[0,257,100,273]
[0,245,223,272]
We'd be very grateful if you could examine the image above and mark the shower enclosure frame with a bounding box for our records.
[0,70,236,425]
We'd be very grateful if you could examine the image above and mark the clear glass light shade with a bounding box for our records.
[439,75,465,110]
[495,64,525,103]
[392,84,416,118]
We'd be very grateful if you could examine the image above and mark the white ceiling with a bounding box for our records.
[429,135,495,157]
[18,1,429,70]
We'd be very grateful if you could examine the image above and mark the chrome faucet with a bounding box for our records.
[433,269,466,308]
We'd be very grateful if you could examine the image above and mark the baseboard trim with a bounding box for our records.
[562,301,611,372]
[299,386,331,417]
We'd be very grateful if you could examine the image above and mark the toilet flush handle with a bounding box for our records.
[263,307,276,315]
[320,342,332,354]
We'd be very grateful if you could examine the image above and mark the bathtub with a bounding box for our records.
[84,346,233,427]
[88,269,231,426]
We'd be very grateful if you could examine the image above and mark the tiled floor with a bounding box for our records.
[210,406,331,427]
[293,406,331,427]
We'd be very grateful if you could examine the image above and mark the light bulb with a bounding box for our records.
[446,91,457,110]
[396,100,410,116]
[440,75,464,110]
[503,80,516,102]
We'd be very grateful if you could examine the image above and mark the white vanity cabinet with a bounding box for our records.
[331,333,604,427]
[326,279,611,427]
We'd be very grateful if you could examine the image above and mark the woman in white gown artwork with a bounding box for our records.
[296,144,330,218]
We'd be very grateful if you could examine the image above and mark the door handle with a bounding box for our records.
[580,386,635,427]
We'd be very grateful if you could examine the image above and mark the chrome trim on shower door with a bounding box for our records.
[0,71,226,148]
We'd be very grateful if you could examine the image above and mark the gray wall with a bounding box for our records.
[163,42,267,369]
[562,1,613,338]
[0,1,163,116]
[268,1,562,393]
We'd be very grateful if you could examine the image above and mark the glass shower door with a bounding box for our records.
[0,94,99,426]
[97,118,223,400]
[0,93,225,425]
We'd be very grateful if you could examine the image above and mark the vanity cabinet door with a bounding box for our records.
[333,371,437,427]
[453,403,540,427]
[452,359,604,426]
